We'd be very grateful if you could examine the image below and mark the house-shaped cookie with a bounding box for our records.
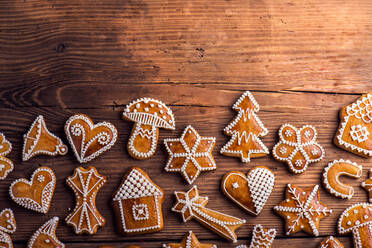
[334,92,372,157]
[112,167,164,236]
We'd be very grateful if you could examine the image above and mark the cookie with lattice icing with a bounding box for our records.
[221,166,274,216]
[272,124,325,174]
[164,125,216,184]
[65,114,117,163]
[334,92,372,157]
[323,159,362,199]
[9,167,56,214]
[123,97,175,160]
[163,231,217,248]
[112,167,164,236]
[318,236,344,248]
[0,132,13,180]
[27,217,64,248]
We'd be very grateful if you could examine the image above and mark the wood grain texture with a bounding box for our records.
[1,0,372,246]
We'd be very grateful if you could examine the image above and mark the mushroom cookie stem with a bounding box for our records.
[128,123,158,159]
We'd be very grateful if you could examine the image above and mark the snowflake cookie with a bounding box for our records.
[172,186,245,243]
[112,167,164,236]
[123,97,175,160]
[334,92,372,157]
[273,184,332,236]
[221,166,274,216]
[323,159,362,199]
[9,167,56,214]
[338,203,372,248]
[0,209,16,248]
[65,113,118,163]
[164,125,216,184]
[0,132,13,180]
[66,167,106,235]
[27,217,64,248]
[272,124,325,174]
[163,231,217,248]
[318,236,344,248]
[22,115,68,161]
[220,91,269,163]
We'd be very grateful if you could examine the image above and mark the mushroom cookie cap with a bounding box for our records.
[123,98,175,130]
[338,203,372,234]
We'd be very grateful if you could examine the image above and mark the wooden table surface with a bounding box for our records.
[1,0,372,247]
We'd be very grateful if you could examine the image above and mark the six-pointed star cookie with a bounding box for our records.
[273,184,332,236]
[162,231,216,248]
[164,125,216,184]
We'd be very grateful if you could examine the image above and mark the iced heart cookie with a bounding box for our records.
[274,184,332,236]
[220,91,269,163]
[164,125,216,184]
[318,236,344,248]
[323,159,362,199]
[0,133,13,180]
[112,167,164,236]
[334,92,372,157]
[0,208,16,248]
[172,186,245,243]
[9,167,56,214]
[66,167,106,235]
[23,115,68,161]
[123,97,175,160]
[163,231,217,248]
[221,166,274,216]
[27,217,64,248]
[65,114,117,163]
[272,124,325,174]
[338,203,372,248]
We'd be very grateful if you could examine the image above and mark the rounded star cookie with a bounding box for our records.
[123,97,175,160]
[27,217,64,248]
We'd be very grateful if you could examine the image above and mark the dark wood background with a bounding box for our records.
[1,0,372,246]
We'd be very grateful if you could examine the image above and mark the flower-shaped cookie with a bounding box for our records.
[272,124,325,174]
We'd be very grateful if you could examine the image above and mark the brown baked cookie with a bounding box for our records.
[112,167,164,236]
[272,124,325,174]
[0,208,16,248]
[220,91,269,163]
[27,217,64,248]
[318,236,344,248]
[241,224,276,248]
[273,184,332,236]
[65,113,117,163]
[361,168,372,202]
[123,97,175,160]
[221,166,274,216]
[164,125,216,184]
[0,132,13,180]
[334,92,372,157]
[22,115,68,161]
[163,231,216,248]
[66,166,106,235]
[9,167,56,214]
[338,203,372,247]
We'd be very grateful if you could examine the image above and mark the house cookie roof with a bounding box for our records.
[346,93,372,123]
[113,168,162,201]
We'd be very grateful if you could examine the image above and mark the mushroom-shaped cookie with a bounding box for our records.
[338,203,372,247]
[123,98,175,159]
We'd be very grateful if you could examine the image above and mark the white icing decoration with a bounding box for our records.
[350,124,369,143]
[232,182,239,189]
[132,203,149,221]
[27,217,64,248]
[245,224,276,248]
[0,209,16,234]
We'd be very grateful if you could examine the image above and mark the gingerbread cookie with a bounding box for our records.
[361,169,372,202]
[164,125,216,184]
[334,92,372,157]
[0,208,16,248]
[172,186,245,243]
[66,166,106,235]
[273,184,332,236]
[318,236,344,248]
[23,115,68,161]
[338,203,372,248]
[123,97,175,160]
[221,166,274,216]
[272,124,325,174]
[323,159,362,199]
[0,132,13,180]
[65,114,117,163]
[242,224,276,248]
[112,167,164,236]
[163,231,217,248]
[9,166,56,214]
[220,91,269,163]
[27,217,64,248]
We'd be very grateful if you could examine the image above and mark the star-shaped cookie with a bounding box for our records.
[164,125,216,184]
[162,231,216,248]
[273,184,332,236]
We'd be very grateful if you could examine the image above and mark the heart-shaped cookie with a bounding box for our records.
[0,209,16,234]
[0,133,11,157]
[9,167,56,214]
[221,166,274,216]
[65,114,118,163]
